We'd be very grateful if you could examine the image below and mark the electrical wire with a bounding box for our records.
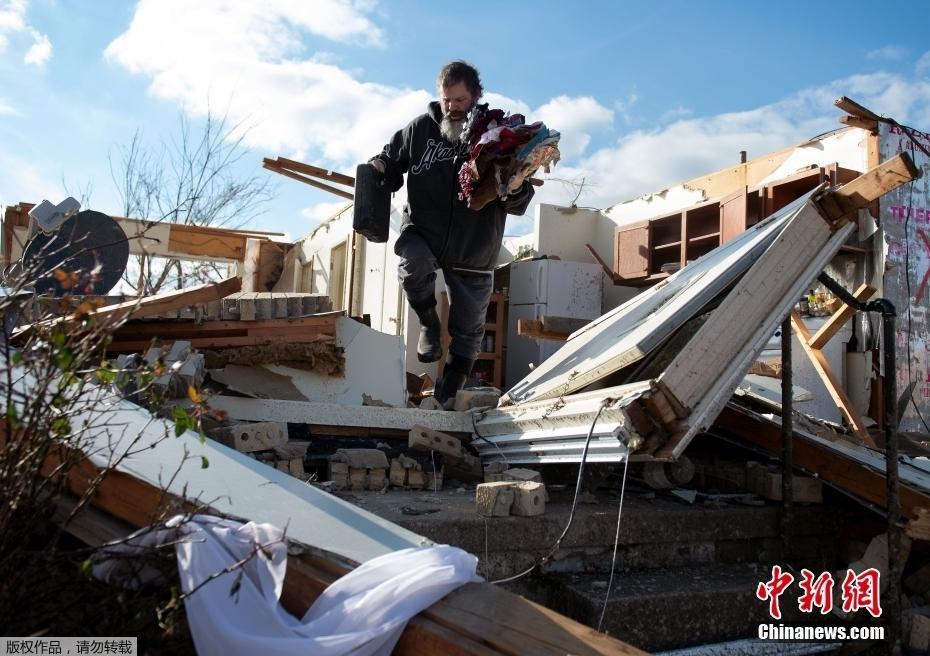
[490,401,609,585]
[596,447,631,632]
[471,411,509,465]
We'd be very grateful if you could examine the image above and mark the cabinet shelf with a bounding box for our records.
[688,232,720,244]
[614,161,863,286]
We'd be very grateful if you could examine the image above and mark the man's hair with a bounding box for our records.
[436,60,483,98]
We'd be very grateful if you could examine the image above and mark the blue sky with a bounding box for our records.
[2,0,930,240]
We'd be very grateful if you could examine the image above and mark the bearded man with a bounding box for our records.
[370,60,534,405]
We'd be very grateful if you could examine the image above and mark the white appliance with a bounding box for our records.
[506,259,603,390]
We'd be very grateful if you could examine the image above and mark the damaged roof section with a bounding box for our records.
[479,153,920,465]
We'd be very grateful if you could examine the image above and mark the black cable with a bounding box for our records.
[597,447,630,632]
[490,401,609,585]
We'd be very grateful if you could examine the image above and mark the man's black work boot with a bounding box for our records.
[412,300,442,363]
[434,354,474,408]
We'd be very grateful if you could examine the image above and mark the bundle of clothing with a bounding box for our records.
[457,104,561,211]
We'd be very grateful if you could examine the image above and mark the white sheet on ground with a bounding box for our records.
[94,514,482,656]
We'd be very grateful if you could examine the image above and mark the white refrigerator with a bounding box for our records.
[505,259,603,390]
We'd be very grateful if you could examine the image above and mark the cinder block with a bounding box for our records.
[476,482,515,517]
[453,388,501,411]
[512,481,546,517]
[209,421,288,453]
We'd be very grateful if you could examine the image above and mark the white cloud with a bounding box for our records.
[301,200,352,224]
[529,71,930,213]
[535,95,613,161]
[0,0,50,66]
[105,0,426,167]
[103,2,930,231]
[105,1,611,172]
[0,97,14,114]
[0,0,27,51]
[23,28,50,66]
[480,93,614,161]
[867,45,907,61]
[917,51,930,77]
[0,146,65,212]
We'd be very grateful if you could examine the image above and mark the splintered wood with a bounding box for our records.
[108,312,342,354]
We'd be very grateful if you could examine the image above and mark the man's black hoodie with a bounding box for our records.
[374,101,534,273]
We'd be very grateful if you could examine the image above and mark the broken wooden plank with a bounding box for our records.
[715,404,930,521]
[262,159,355,200]
[517,319,568,341]
[840,115,879,133]
[208,396,475,434]
[835,96,883,122]
[114,314,340,340]
[808,283,876,350]
[815,152,920,223]
[543,315,590,335]
[282,550,645,656]
[517,316,589,341]
[790,310,875,447]
[241,238,262,293]
[270,157,356,187]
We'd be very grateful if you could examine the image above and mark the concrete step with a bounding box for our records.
[350,489,847,580]
[527,563,837,653]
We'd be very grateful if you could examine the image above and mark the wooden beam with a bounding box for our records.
[808,283,876,350]
[270,157,356,187]
[815,152,921,223]
[835,96,882,122]
[262,160,355,201]
[584,242,622,282]
[715,404,930,521]
[107,315,340,352]
[113,315,339,339]
[5,202,279,263]
[517,316,591,341]
[241,237,262,292]
[544,315,590,335]
[790,310,876,447]
[840,115,878,133]
[164,223,250,261]
[517,319,569,341]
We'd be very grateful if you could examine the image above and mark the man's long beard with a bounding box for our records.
[440,114,467,144]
